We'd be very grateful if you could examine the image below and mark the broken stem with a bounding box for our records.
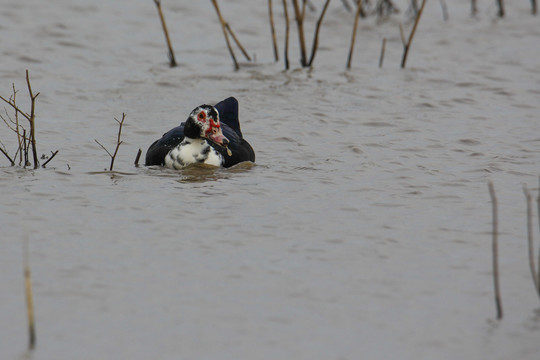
[211,0,239,70]
[268,0,279,61]
[25,70,39,169]
[488,181,503,320]
[282,0,290,70]
[307,0,331,67]
[291,0,308,66]
[153,0,177,67]
[524,185,540,299]
[400,0,427,69]
[347,0,364,69]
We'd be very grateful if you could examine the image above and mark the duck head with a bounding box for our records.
[184,105,229,147]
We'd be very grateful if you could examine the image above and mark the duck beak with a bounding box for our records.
[207,125,229,147]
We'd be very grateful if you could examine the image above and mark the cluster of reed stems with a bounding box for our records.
[488,180,540,320]
[152,1,537,71]
[0,70,58,169]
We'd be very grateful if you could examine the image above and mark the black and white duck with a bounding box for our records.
[145,97,255,169]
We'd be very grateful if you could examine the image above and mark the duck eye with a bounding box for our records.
[197,112,206,121]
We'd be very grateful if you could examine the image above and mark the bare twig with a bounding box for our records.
[211,0,239,70]
[379,37,387,68]
[282,0,290,70]
[347,0,364,69]
[269,0,279,61]
[291,0,308,66]
[134,148,142,166]
[153,0,177,67]
[26,70,39,169]
[400,0,427,69]
[488,181,503,319]
[307,0,331,67]
[533,0,538,15]
[524,185,540,299]
[41,150,59,168]
[95,113,126,171]
[0,143,15,165]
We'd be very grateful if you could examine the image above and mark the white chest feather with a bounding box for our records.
[164,138,223,169]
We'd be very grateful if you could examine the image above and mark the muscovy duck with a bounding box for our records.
[145,97,255,169]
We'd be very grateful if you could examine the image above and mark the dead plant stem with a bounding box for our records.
[268,0,279,61]
[400,0,427,69]
[211,0,239,70]
[347,0,363,69]
[488,181,503,319]
[153,0,177,67]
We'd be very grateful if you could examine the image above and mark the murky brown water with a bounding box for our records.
[1,1,540,359]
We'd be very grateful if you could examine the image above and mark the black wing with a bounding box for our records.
[145,124,185,166]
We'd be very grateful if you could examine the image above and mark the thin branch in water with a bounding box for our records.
[95,113,126,171]
[225,23,251,61]
[347,0,364,69]
[153,0,177,67]
[134,148,142,166]
[307,0,331,67]
[41,150,59,168]
[532,0,538,15]
[268,0,279,61]
[0,143,15,165]
[25,70,40,169]
[211,0,239,70]
[488,181,503,320]
[400,0,427,69]
[291,0,308,66]
[524,185,540,300]
[379,37,387,68]
[282,0,290,70]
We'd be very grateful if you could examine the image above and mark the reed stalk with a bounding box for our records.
[400,0,427,69]
[153,0,177,67]
[268,0,279,61]
[347,0,364,69]
[524,185,540,300]
[307,0,331,67]
[533,0,538,15]
[488,181,503,319]
[471,0,477,16]
[291,0,308,66]
[379,37,387,68]
[225,23,251,61]
[24,240,36,349]
[211,0,240,70]
[282,0,290,70]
